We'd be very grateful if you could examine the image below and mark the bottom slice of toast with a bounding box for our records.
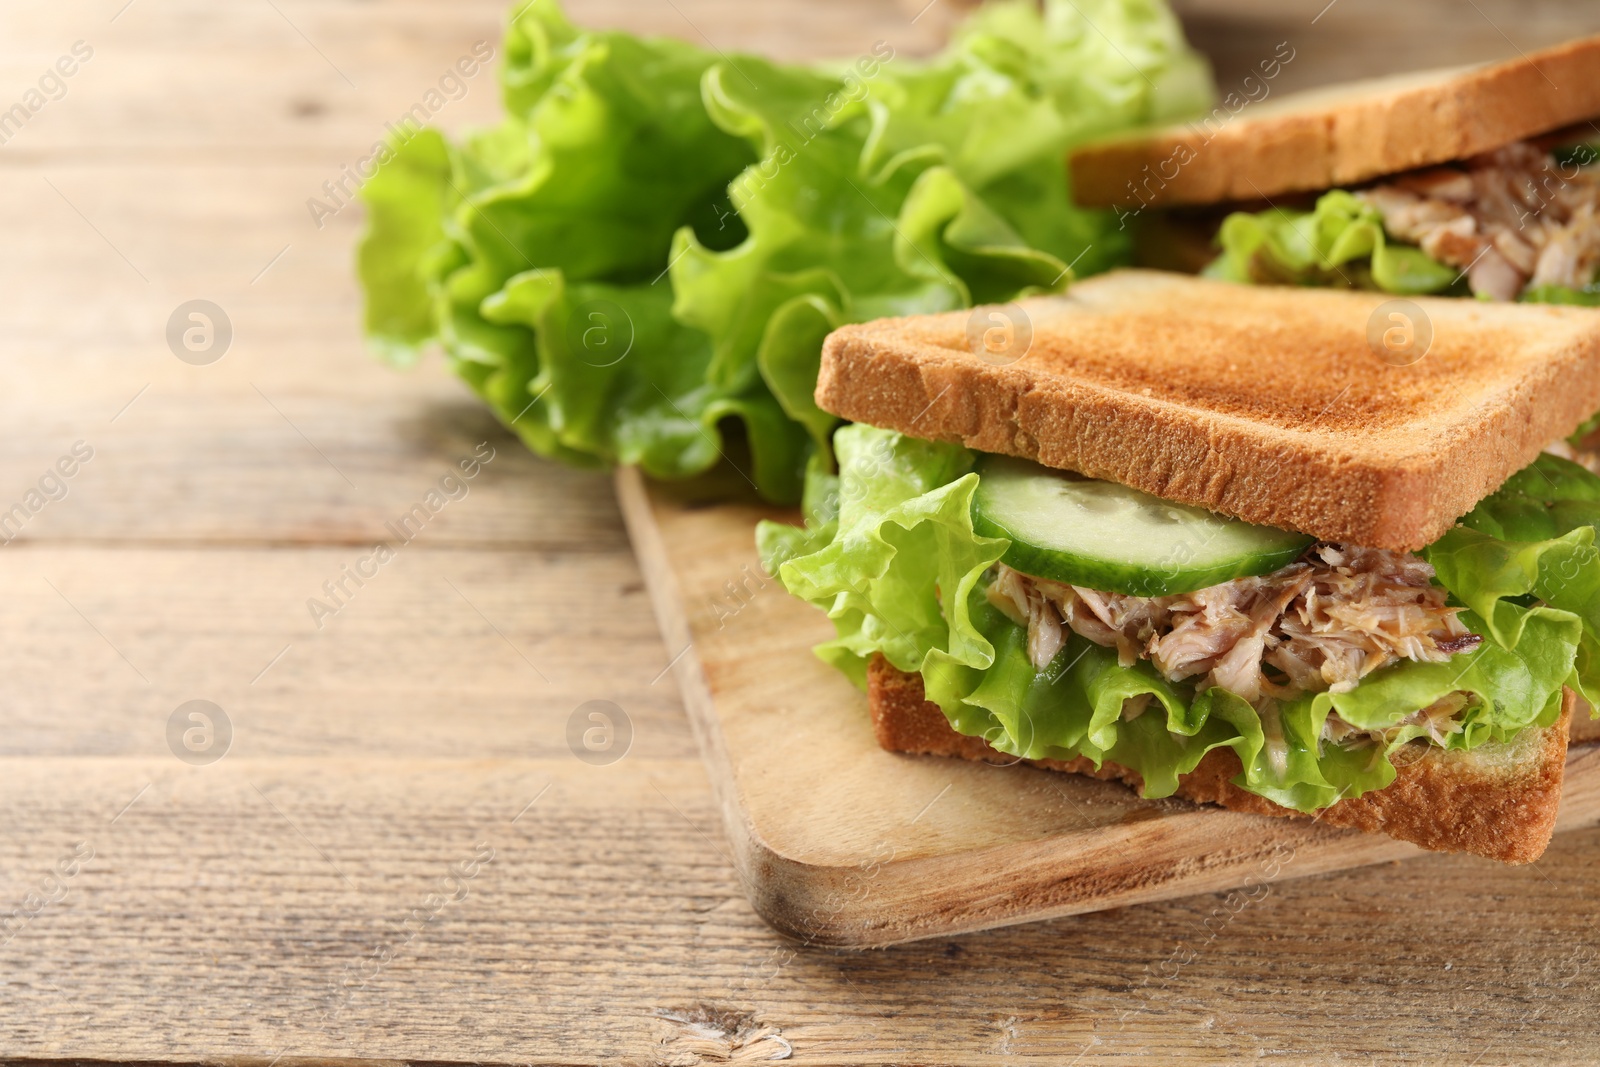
[868,655,1572,864]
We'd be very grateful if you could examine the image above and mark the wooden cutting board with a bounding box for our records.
[616,467,1600,948]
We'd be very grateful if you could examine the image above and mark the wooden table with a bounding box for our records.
[5,1,1599,1063]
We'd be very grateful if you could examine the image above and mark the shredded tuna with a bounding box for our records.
[985,544,1481,744]
[1358,141,1600,300]
[988,563,1065,669]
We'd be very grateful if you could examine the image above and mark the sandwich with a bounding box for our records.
[1069,35,1600,309]
[757,270,1600,863]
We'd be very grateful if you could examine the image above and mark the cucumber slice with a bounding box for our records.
[971,456,1314,596]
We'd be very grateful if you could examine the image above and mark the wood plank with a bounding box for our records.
[0,163,626,550]
[0,545,691,760]
[0,371,631,551]
[616,467,1600,947]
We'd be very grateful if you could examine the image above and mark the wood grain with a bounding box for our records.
[3,0,1600,1063]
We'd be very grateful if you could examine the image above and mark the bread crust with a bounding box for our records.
[1070,35,1600,208]
[816,271,1600,551]
[867,655,1571,865]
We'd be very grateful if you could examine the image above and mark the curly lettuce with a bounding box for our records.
[1431,452,1600,709]
[358,0,1215,502]
[760,426,1598,812]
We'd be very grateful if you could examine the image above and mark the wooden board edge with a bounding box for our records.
[742,806,1422,948]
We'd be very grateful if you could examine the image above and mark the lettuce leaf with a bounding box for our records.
[761,425,1587,812]
[1428,452,1600,706]
[358,0,1215,502]
[1523,284,1600,306]
[360,8,799,489]
[1204,190,1459,294]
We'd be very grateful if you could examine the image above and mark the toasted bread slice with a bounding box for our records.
[868,655,1571,864]
[1070,34,1600,209]
[816,270,1600,550]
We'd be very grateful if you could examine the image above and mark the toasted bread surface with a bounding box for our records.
[867,655,1570,864]
[1070,34,1600,208]
[816,270,1600,550]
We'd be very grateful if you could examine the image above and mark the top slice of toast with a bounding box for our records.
[1070,34,1600,209]
[815,270,1600,550]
